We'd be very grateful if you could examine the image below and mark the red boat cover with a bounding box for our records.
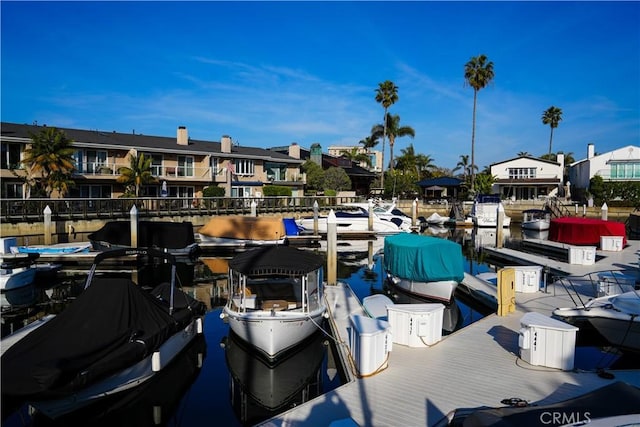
[549,217,627,246]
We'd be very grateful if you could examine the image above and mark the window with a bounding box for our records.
[234,159,255,176]
[1,143,22,169]
[69,185,112,198]
[508,168,537,179]
[177,156,194,177]
[610,162,640,179]
[86,150,107,173]
[143,153,163,176]
[2,182,23,198]
[211,158,219,176]
[264,162,286,181]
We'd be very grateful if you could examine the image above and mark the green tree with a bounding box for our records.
[116,153,156,197]
[323,167,351,192]
[452,154,477,186]
[22,127,76,197]
[301,159,324,191]
[371,113,415,172]
[415,153,435,179]
[464,54,495,193]
[542,106,563,155]
[474,172,496,195]
[341,147,371,167]
[374,80,399,188]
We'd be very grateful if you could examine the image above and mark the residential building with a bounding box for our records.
[569,143,640,192]
[0,122,305,201]
[489,154,565,200]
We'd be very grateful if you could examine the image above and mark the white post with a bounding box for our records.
[412,198,418,228]
[582,204,587,217]
[327,210,337,285]
[496,204,504,248]
[601,202,608,221]
[130,204,138,247]
[250,199,257,217]
[313,200,319,235]
[368,199,374,231]
[575,204,578,214]
[43,205,52,245]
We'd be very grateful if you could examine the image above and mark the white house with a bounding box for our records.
[489,154,565,200]
[569,143,640,191]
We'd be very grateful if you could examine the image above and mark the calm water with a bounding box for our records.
[1,226,634,426]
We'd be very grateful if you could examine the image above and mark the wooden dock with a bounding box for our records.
[258,240,640,427]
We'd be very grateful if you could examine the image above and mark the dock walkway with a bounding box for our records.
[259,241,640,427]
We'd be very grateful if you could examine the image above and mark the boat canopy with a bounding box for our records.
[88,221,195,248]
[383,233,464,282]
[229,246,324,277]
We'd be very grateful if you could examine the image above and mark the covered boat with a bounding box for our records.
[197,215,299,246]
[469,194,511,228]
[383,233,464,304]
[1,247,206,419]
[88,221,200,258]
[221,245,326,359]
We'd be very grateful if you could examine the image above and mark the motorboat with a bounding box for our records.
[342,200,425,231]
[383,233,464,304]
[1,247,206,419]
[88,221,200,259]
[0,260,37,292]
[221,330,325,425]
[438,381,640,427]
[11,242,92,255]
[553,290,640,352]
[198,215,300,246]
[296,207,408,235]
[521,209,551,231]
[469,194,511,228]
[220,245,327,359]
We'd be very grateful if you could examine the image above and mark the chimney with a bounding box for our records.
[588,143,595,159]
[288,142,300,159]
[177,126,188,145]
[221,135,232,153]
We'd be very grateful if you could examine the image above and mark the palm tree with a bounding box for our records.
[22,127,76,197]
[371,113,415,173]
[341,147,372,168]
[542,106,563,155]
[358,135,379,170]
[374,80,399,188]
[452,154,476,185]
[464,54,495,193]
[415,153,435,179]
[517,151,531,157]
[117,153,156,197]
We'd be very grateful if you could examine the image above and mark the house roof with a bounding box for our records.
[490,155,559,167]
[1,122,301,164]
[416,177,463,187]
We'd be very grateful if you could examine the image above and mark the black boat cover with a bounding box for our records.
[229,245,324,277]
[1,277,204,398]
[88,221,195,249]
[460,381,640,427]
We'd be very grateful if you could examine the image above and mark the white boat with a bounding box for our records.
[0,252,39,292]
[521,209,551,231]
[221,245,327,359]
[296,207,406,235]
[469,194,511,228]
[1,247,206,419]
[342,200,425,231]
[198,215,300,246]
[383,233,464,304]
[553,290,640,352]
[425,212,450,225]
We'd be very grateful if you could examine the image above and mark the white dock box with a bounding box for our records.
[597,271,637,297]
[349,315,392,376]
[387,303,444,347]
[518,312,578,370]
[600,235,624,252]
[0,237,17,254]
[568,246,596,265]
[508,265,543,293]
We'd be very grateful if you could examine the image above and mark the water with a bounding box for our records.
[1,227,635,426]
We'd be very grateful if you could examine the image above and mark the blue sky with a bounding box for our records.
[2,1,639,170]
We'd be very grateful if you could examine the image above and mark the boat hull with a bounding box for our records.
[389,276,458,304]
[0,267,36,291]
[224,307,326,359]
[521,219,550,231]
[297,215,403,235]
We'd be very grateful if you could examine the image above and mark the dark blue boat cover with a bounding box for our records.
[383,233,464,282]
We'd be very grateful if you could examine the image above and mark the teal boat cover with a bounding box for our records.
[383,233,464,282]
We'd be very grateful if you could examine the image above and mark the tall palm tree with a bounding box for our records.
[374,80,399,188]
[117,153,156,197]
[22,127,76,197]
[464,54,495,194]
[542,106,563,155]
[358,135,379,171]
[517,151,531,157]
[452,154,476,185]
[371,113,415,173]
[415,153,435,179]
